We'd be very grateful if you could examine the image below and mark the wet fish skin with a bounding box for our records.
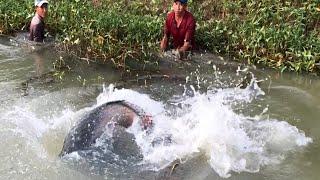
[59,100,150,157]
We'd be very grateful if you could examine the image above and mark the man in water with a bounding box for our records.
[29,0,49,42]
[160,0,196,60]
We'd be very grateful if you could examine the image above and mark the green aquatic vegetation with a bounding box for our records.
[0,0,33,34]
[0,0,319,73]
[45,0,164,69]
[191,0,320,73]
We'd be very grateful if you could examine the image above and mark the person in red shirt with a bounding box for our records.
[160,0,196,59]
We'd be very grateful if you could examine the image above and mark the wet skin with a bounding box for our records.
[59,100,152,156]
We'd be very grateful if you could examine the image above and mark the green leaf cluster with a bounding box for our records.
[1,0,319,73]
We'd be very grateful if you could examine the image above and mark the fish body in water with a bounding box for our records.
[59,100,151,157]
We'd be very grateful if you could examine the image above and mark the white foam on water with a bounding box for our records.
[0,43,22,58]
[96,84,164,116]
[0,80,313,179]
[1,104,78,159]
[0,94,93,179]
[97,83,312,178]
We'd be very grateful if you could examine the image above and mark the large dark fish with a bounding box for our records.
[59,100,152,157]
[59,101,201,179]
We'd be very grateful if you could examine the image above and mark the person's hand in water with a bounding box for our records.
[159,48,166,58]
[172,49,181,60]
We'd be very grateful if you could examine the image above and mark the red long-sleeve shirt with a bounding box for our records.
[163,11,196,49]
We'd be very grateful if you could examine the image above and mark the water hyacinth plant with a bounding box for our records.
[0,0,319,73]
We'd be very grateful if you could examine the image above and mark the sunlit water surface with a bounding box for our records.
[0,36,319,180]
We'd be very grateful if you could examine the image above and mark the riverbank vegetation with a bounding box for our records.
[1,0,319,73]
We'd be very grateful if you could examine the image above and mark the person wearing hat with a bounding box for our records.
[160,0,196,60]
[29,0,49,42]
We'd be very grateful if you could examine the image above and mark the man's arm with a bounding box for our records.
[32,23,45,42]
[160,15,171,51]
[178,16,196,52]
[160,35,168,51]
[177,40,191,52]
[29,27,34,41]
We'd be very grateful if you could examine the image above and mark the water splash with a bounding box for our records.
[96,81,312,178]
[96,84,164,117]
[0,79,312,179]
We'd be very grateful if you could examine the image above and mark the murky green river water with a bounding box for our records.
[0,35,319,180]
